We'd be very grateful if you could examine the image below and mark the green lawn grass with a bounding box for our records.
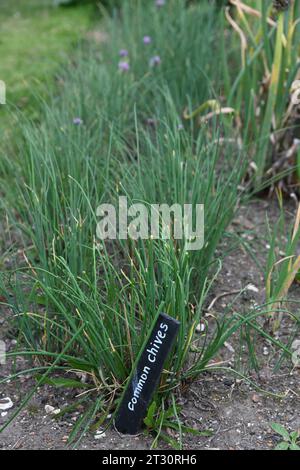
[0,0,93,136]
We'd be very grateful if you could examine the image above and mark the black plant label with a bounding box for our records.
[115,313,180,435]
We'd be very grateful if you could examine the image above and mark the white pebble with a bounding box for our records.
[45,405,60,415]
[195,323,205,333]
[0,397,13,411]
[94,430,106,440]
[45,405,55,414]
[246,284,259,293]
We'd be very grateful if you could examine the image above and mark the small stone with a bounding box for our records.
[45,405,60,415]
[195,323,205,333]
[0,397,13,411]
[246,284,259,293]
[224,378,234,387]
[224,341,235,353]
[45,405,55,414]
[252,393,260,403]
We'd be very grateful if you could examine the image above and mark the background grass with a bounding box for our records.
[0,0,93,137]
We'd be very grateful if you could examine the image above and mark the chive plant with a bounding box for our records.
[224,0,300,187]
[265,193,300,331]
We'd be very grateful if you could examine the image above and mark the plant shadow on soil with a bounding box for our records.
[0,199,299,450]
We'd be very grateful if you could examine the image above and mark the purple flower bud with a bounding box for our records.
[149,55,161,67]
[143,36,152,45]
[155,0,165,7]
[73,117,83,125]
[119,49,129,57]
[177,123,184,131]
[118,61,130,72]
